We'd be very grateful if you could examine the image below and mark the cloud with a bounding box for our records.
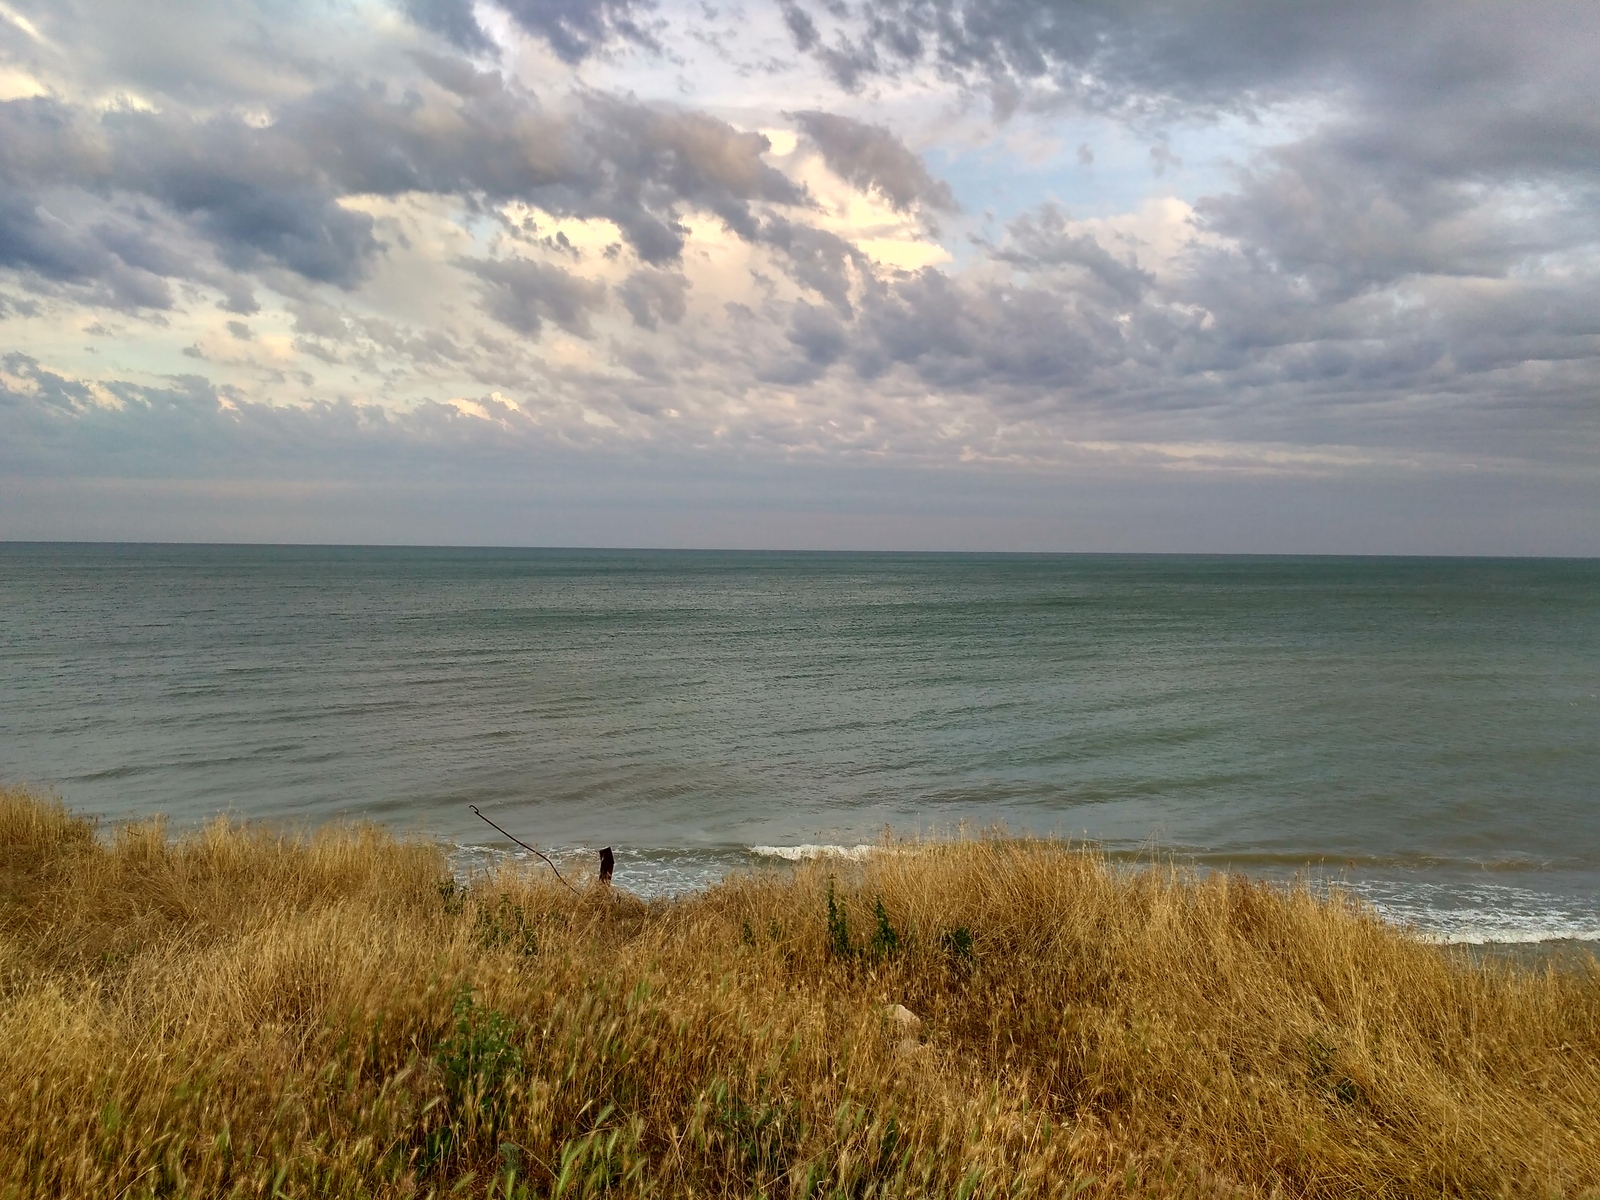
[849,265,1118,393]
[1148,138,1180,176]
[618,266,688,329]
[0,95,384,289]
[402,0,497,54]
[759,216,864,314]
[2,0,1598,551]
[114,124,384,287]
[778,300,848,381]
[465,257,608,337]
[790,110,957,213]
[499,0,659,63]
[578,95,806,259]
[994,205,1154,304]
[5,0,407,110]
[781,0,1600,191]
[752,0,1600,449]
[0,66,808,308]
[778,0,819,52]
[774,1,1502,113]
[0,188,175,309]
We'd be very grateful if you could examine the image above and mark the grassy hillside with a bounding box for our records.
[1,786,1597,1198]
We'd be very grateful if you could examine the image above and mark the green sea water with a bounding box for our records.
[2,544,1597,942]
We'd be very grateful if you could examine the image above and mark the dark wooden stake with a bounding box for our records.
[598,847,614,885]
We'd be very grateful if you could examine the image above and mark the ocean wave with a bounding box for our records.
[1332,877,1600,945]
[749,844,876,862]
[1418,928,1600,945]
[451,843,731,899]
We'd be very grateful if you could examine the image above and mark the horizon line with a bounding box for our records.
[3,540,1596,562]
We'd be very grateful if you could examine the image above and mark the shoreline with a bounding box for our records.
[455,840,1600,950]
[5,787,1598,1198]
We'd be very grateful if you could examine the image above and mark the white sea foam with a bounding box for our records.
[452,844,730,899]
[1420,928,1600,945]
[1377,912,1600,945]
[749,844,876,862]
[1331,877,1600,945]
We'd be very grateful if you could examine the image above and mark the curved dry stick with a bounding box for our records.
[469,805,582,896]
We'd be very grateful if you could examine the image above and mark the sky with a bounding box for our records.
[1,0,1597,552]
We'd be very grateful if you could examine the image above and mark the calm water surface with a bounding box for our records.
[2,545,1597,941]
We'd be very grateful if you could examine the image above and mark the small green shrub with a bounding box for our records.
[704,1076,803,1179]
[826,878,852,960]
[436,877,466,915]
[429,986,524,1164]
[825,884,905,964]
[551,1103,646,1199]
[867,896,901,960]
[939,926,974,965]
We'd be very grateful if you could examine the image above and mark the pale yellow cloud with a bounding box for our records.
[0,66,47,100]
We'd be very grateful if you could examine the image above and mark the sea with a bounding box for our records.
[2,544,1597,945]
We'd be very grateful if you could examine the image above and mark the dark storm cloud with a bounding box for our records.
[789,110,957,213]
[464,257,608,337]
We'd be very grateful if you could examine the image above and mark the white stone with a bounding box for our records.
[883,1003,921,1031]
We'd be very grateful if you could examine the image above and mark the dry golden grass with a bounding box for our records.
[2,785,1598,1200]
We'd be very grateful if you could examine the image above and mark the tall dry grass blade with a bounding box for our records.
[1,786,1596,1199]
